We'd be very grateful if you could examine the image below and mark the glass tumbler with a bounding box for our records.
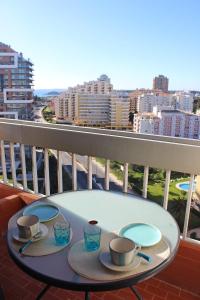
[84,220,101,252]
[53,221,70,245]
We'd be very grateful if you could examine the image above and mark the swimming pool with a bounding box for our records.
[177,181,196,192]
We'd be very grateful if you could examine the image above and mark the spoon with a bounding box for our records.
[137,252,152,263]
[19,231,42,254]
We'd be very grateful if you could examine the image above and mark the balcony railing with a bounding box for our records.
[0,118,199,245]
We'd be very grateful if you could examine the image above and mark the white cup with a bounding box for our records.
[17,215,40,239]
[109,237,141,266]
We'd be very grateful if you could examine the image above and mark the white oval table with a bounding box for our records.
[7,190,180,300]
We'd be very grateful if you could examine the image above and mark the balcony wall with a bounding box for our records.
[0,118,200,298]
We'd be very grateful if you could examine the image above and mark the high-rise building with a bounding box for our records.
[137,92,194,114]
[137,94,172,113]
[153,75,169,92]
[54,75,130,128]
[134,110,200,139]
[0,42,34,120]
[68,74,113,94]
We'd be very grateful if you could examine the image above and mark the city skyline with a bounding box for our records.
[1,0,200,90]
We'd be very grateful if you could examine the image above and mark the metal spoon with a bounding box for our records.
[19,231,42,254]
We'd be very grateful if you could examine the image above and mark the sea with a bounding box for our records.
[34,89,66,97]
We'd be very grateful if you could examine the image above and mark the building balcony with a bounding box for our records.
[0,118,200,299]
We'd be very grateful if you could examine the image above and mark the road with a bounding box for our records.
[33,105,124,191]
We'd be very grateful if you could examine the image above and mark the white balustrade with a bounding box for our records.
[72,153,77,191]
[44,148,50,196]
[105,159,110,190]
[10,142,17,187]
[0,140,8,183]
[57,150,63,193]
[32,146,38,194]
[123,163,128,193]
[0,119,199,244]
[142,166,149,198]
[20,144,27,190]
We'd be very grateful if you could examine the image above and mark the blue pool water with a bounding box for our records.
[178,182,196,192]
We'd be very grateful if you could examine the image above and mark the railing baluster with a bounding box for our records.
[0,140,8,183]
[163,170,171,210]
[44,148,50,196]
[10,142,17,187]
[87,156,92,190]
[72,153,77,191]
[123,163,128,193]
[32,146,38,194]
[20,144,27,190]
[143,166,149,198]
[182,174,195,239]
[57,150,63,193]
[105,159,110,191]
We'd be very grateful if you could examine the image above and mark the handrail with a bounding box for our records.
[0,119,200,174]
[0,118,199,245]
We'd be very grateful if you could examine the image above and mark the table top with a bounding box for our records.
[7,190,180,292]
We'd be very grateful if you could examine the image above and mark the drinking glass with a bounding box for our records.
[53,221,70,245]
[84,220,101,251]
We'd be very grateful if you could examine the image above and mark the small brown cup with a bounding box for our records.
[17,215,39,239]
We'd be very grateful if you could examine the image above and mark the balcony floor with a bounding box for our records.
[0,236,200,300]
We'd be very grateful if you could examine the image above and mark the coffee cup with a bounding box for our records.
[109,237,141,266]
[17,215,40,239]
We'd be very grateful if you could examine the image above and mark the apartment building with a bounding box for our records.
[76,94,109,126]
[109,92,130,128]
[172,92,194,112]
[134,110,200,139]
[129,89,152,113]
[55,75,130,128]
[0,42,34,120]
[68,74,113,94]
[137,94,172,113]
[129,89,170,113]
[137,92,194,114]
[153,75,169,92]
[133,113,160,134]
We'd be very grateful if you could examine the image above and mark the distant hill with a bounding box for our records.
[45,91,60,96]
[34,89,66,97]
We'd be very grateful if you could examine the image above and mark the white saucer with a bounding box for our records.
[12,223,48,243]
[99,251,141,272]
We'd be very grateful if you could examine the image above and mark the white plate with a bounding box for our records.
[12,223,48,243]
[99,251,141,272]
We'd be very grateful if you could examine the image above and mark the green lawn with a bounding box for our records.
[95,158,200,231]
[95,158,188,202]
[148,179,188,203]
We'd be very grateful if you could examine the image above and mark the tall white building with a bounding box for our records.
[137,92,194,114]
[55,75,130,128]
[172,92,194,112]
[137,94,172,113]
[68,74,113,94]
[134,110,200,139]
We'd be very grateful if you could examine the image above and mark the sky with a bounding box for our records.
[0,0,200,90]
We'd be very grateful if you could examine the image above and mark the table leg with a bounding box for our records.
[85,291,90,300]
[129,286,143,300]
[35,285,51,300]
